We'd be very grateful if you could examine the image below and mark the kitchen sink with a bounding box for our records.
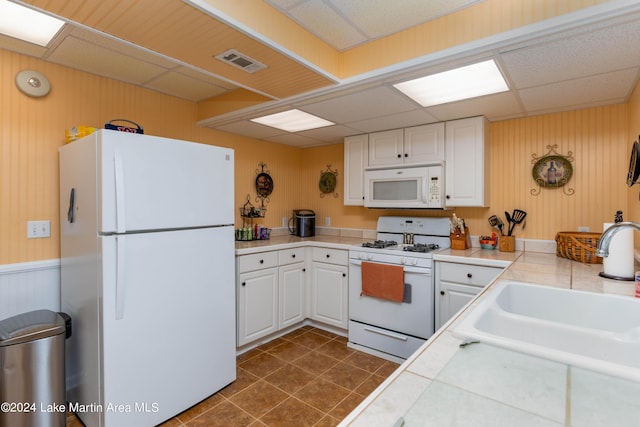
[453,280,640,380]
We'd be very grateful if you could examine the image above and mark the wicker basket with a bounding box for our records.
[555,231,603,264]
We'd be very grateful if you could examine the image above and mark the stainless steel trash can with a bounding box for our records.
[0,310,68,427]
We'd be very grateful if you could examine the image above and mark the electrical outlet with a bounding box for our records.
[27,220,51,238]
[578,226,590,232]
[325,217,331,227]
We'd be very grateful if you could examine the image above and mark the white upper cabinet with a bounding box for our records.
[344,134,369,206]
[404,123,445,164]
[368,129,404,167]
[445,116,490,207]
[368,123,445,167]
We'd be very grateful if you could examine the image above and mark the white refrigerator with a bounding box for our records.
[59,130,236,427]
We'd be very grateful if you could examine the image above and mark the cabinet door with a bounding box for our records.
[445,116,489,207]
[368,129,404,167]
[344,134,368,206]
[279,262,306,329]
[310,262,348,329]
[404,123,445,164]
[436,281,481,331]
[237,268,278,346]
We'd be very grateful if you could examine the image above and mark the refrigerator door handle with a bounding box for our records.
[114,151,126,233]
[67,188,76,223]
[115,235,126,320]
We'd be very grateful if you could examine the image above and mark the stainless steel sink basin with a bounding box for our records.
[453,280,640,380]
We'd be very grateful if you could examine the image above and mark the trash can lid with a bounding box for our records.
[294,209,315,217]
[0,309,66,347]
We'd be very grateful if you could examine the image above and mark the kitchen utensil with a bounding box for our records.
[508,209,527,235]
[488,215,504,236]
[504,211,513,235]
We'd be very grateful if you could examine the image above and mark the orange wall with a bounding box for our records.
[0,49,305,264]
[301,105,630,240]
[0,47,634,265]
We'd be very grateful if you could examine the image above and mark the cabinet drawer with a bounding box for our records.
[311,247,348,265]
[237,251,278,273]
[438,262,502,287]
[278,247,305,265]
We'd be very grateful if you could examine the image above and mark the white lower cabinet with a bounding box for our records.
[279,262,306,329]
[435,261,503,331]
[310,248,348,329]
[237,262,278,346]
[236,248,306,346]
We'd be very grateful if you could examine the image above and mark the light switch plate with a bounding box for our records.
[27,220,50,238]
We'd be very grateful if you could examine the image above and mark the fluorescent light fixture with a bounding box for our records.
[394,60,509,107]
[251,109,334,132]
[0,0,65,47]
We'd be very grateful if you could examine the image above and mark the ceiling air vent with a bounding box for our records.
[214,49,267,73]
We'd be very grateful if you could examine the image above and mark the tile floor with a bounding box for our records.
[67,326,398,427]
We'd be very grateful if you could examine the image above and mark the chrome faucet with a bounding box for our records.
[596,222,640,257]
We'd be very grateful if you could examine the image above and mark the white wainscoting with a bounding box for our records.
[0,259,61,321]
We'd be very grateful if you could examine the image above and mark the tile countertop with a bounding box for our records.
[340,252,640,427]
[235,233,369,255]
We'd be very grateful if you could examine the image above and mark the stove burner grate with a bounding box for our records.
[402,243,440,253]
[362,240,397,249]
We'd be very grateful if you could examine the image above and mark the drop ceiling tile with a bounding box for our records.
[287,0,366,50]
[263,133,325,147]
[0,34,48,58]
[347,109,439,133]
[47,36,166,85]
[425,92,524,122]
[302,86,419,123]
[145,71,230,101]
[176,66,237,90]
[216,120,287,139]
[518,69,638,112]
[68,26,178,69]
[298,124,360,142]
[333,0,482,39]
[502,20,640,89]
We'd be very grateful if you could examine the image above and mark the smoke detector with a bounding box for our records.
[214,49,267,73]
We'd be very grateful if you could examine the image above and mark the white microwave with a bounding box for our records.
[364,165,445,209]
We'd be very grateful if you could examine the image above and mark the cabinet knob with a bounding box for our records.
[302,268,306,272]
[446,195,450,199]
[326,254,330,258]
[404,153,408,157]
[467,273,473,278]
[292,254,296,258]
[242,282,246,287]
[259,259,264,264]
[440,290,445,295]
[342,273,346,277]
[397,154,402,158]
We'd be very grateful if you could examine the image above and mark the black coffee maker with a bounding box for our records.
[288,209,315,237]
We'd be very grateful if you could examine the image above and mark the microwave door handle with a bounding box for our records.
[422,176,428,204]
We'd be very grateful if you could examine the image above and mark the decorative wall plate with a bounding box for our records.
[532,155,573,188]
[254,162,272,208]
[319,165,339,198]
[531,145,574,196]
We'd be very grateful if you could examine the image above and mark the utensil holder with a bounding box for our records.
[499,235,515,252]
[450,228,471,250]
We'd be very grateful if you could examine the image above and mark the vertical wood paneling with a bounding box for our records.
[0,49,305,265]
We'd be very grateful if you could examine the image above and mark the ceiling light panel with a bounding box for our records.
[0,0,64,46]
[393,60,509,107]
[251,109,334,132]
